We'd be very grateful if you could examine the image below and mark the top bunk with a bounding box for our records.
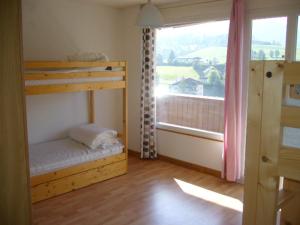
[24,60,127,95]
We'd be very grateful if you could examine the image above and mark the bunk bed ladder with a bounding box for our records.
[243,61,300,225]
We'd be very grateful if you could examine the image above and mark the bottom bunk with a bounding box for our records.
[29,138,127,203]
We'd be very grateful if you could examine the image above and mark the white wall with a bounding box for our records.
[119,6,142,153]
[120,3,229,172]
[120,0,300,172]
[22,0,123,144]
[157,130,223,171]
[23,0,300,170]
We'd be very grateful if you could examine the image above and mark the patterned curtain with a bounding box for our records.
[140,28,157,159]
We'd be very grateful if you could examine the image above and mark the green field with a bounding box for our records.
[182,47,227,64]
[177,45,299,62]
[157,46,300,87]
[156,66,199,84]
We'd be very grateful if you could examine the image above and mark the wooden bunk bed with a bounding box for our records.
[243,61,300,225]
[24,60,128,203]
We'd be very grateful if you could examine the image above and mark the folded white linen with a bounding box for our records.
[98,137,119,146]
[69,124,117,149]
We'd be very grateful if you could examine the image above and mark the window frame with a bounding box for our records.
[155,19,229,141]
[155,7,300,141]
[248,8,300,61]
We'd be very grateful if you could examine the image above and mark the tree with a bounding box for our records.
[193,61,206,79]
[252,50,257,59]
[258,50,266,60]
[269,50,274,58]
[251,50,257,59]
[206,67,222,86]
[275,49,281,59]
[168,50,176,65]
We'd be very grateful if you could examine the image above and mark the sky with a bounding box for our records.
[157,16,300,46]
[252,17,287,45]
[157,20,230,38]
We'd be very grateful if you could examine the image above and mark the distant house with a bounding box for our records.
[169,78,204,95]
[174,57,205,64]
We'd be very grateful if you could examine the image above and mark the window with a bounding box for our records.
[297,15,300,61]
[251,17,287,60]
[155,20,229,136]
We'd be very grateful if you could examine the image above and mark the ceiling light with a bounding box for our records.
[137,0,164,28]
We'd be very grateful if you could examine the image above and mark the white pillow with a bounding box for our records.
[69,124,117,149]
[67,52,109,62]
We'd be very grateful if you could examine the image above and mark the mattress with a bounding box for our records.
[25,67,123,86]
[29,138,123,177]
[25,66,123,74]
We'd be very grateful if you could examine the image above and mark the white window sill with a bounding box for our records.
[156,122,224,142]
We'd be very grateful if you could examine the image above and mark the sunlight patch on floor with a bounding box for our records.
[174,178,243,212]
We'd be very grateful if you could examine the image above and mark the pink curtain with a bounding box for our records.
[224,0,246,182]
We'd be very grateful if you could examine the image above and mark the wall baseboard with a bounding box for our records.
[128,149,221,178]
[128,149,140,157]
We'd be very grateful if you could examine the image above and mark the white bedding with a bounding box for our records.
[69,124,118,149]
[25,67,123,86]
[29,138,123,177]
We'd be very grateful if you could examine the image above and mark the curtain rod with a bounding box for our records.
[158,0,229,9]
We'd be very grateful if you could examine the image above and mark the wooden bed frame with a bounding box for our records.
[24,61,128,203]
[243,61,300,225]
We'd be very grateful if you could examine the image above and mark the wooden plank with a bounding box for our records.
[31,160,127,203]
[25,81,125,95]
[255,61,283,225]
[0,0,32,224]
[123,61,128,158]
[31,153,126,187]
[281,179,300,225]
[284,62,300,84]
[281,105,300,128]
[25,61,126,69]
[88,90,95,123]
[276,190,295,210]
[243,61,265,225]
[24,71,125,80]
[278,148,300,181]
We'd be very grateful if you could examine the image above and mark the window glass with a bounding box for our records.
[155,21,229,134]
[251,17,287,60]
[156,20,229,98]
[296,15,300,61]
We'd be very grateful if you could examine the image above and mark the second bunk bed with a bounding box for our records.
[24,60,128,203]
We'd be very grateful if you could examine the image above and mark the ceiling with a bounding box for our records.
[93,0,189,8]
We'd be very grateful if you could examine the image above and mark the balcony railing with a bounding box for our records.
[156,94,224,133]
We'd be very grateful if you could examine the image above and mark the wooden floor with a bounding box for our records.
[32,155,244,225]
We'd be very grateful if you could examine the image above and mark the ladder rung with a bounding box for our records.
[278,148,300,181]
[281,106,300,128]
[284,62,300,84]
[277,190,295,210]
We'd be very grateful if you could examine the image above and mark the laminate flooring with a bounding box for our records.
[33,155,243,225]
